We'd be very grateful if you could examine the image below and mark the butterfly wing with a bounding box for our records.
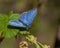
[8,20,26,28]
[19,8,37,26]
[8,8,37,29]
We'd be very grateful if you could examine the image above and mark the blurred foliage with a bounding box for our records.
[19,31,30,35]
[0,12,20,38]
[26,35,49,48]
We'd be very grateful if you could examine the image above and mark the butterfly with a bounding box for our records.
[8,8,37,29]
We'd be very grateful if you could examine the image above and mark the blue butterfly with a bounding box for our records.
[8,8,37,29]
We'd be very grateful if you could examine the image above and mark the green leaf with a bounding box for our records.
[9,14,20,20]
[0,13,20,38]
[19,31,30,35]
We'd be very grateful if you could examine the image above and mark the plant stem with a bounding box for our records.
[33,42,41,48]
